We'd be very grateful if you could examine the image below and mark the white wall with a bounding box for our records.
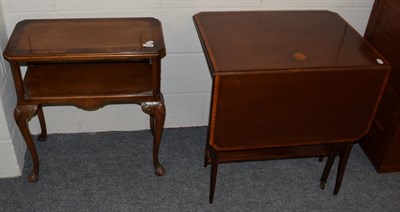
[0,0,25,178]
[0,0,375,177]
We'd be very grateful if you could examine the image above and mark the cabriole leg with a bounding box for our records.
[36,105,47,141]
[141,99,166,176]
[14,105,39,182]
[149,115,155,136]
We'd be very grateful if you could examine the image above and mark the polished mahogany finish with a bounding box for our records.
[3,18,167,182]
[193,11,390,203]
[360,0,400,173]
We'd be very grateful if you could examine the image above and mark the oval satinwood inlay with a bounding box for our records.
[293,52,307,61]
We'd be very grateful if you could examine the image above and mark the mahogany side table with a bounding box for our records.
[193,11,391,203]
[3,18,167,182]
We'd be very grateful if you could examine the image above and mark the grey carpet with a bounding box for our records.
[0,127,399,211]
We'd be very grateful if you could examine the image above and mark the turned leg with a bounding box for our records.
[320,143,340,190]
[209,149,219,203]
[334,143,353,195]
[14,105,40,182]
[36,105,47,141]
[141,99,166,176]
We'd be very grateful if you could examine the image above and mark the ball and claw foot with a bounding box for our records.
[320,181,326,190]
[154,163,166,176]
[28,171,39,182]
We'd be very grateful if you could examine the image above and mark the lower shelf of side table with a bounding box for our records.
[24,61,153,100]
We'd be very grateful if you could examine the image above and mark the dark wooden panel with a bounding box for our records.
[215,144,334,164]
[361,0,400,173]
[211,68,388,151]
[24,61,153,99]
[365,0,400,82]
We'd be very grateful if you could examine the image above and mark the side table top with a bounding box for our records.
[194,11,388,74]
[4,18,165,62]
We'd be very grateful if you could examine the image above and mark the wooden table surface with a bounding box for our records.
[195,11,382,73]
[4,18,165,61]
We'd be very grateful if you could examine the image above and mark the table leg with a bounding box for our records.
[149,115,155,136]
[37,105,48,141]
[334,142,353,195]
[209,149,219,203]
[204,144,211,167]
[320,143,340,189]
[141,100,166,176]
[14,105,40,182]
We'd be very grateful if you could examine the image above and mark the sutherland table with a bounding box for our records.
[3,18,167,182]
[193,11,391,202]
